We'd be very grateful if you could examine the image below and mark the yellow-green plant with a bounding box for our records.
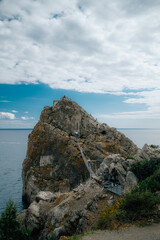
[98,197,124,229]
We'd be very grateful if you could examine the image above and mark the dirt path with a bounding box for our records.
[81,223,160,240]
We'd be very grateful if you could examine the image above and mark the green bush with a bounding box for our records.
[126,156,135,160]
[98,158,160,229]
[119,191,160,221]
[134,168,160,193]
[150,144,159,149]
[0,200,32,240]
[130,158,158,181]
[49,234,56,240]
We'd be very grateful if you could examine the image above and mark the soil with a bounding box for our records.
[80,223,160,240]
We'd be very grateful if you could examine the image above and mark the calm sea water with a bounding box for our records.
[118,128,160,149]
[0,128,160,214]
[0,130,32,214]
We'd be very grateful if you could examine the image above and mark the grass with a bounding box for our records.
[66,231,96,240]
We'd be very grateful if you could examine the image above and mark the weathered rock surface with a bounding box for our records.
[134,144,160,162]
[97,154,138,192]
[22,98,138,204]
[21,98,160,239]
[19,180,117,240]
[97,144,160,192]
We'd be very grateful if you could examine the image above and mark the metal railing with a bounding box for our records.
[75,132,123,196]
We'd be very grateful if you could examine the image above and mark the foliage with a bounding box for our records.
[126,156,135,160]
[49,234,57,240]
[0,200,32,240]
[130,158,158,181]
[133,168,160,193]
[119,191,160,221]
[98,175,160,229]
[150,144,159,149]
[97,198,124,229]
[66,231,95,240]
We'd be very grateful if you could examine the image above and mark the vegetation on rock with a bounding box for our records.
[0,200,32,240]
[133,168,160,193]
[98,158,160,229]
[130,158,159,181]
[150,144,159,149]
[20,99,160,239]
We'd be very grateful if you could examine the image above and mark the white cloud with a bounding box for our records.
[25,111,28,114]
[0,100,11,102]
[97,110,160,120]
[0,0,160,91]
[12,110,18,113]
[21,116,34,120]
[96,89,160,122]
[0,112,15,119]
[0,0,160,122]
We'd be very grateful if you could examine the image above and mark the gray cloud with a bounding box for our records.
[0,0,160,119]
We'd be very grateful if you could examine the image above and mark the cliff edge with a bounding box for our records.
[22,97,138,205]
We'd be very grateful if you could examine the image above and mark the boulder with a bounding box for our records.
[134,144,160,162]
[124,171,138,193]
[35,191,56,203]
[20,180,117,240]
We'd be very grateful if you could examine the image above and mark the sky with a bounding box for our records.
[0,0,160,129]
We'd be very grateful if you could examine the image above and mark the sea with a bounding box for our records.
[0,128,160,214]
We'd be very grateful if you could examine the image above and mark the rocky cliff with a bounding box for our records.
[22,98,138,205]
[19,180,118,239]
[21,98,160,240]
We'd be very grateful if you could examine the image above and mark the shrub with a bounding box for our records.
[119,191,160,221]
[134,168,160,193]
[150,144,159,149]
[49,234,57,240]
[98,185,160,229]
[97,198,124,229]
[0,200,32,240]
[98,158,160,229]
[126,156,134,160]
[130,158,158,181]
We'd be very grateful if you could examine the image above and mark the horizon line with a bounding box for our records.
[0,128,160,130]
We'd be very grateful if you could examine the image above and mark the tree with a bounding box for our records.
[0,200,32,240]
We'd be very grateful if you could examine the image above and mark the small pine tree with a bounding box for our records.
[0,200,32,240]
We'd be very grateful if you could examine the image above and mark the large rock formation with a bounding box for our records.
[22,97,138,205]
[19,180,118,240]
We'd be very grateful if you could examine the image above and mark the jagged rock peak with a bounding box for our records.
[40,96,109,137]
[22,97,138,205]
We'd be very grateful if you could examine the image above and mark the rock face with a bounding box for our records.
[97,154,138,193]
[134,144,160,162]
[19,180,118,240]
[97,154,137,184]
[22,98,138,205]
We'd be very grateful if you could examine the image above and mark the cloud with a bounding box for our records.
[0,0,160,120]
[21,116,34,120]
[25,111,28,113]
[96,89,160,121]
[12,110,18,113]
[97,110,160,120]
[0,0,160,91]
[0,112,15,119]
